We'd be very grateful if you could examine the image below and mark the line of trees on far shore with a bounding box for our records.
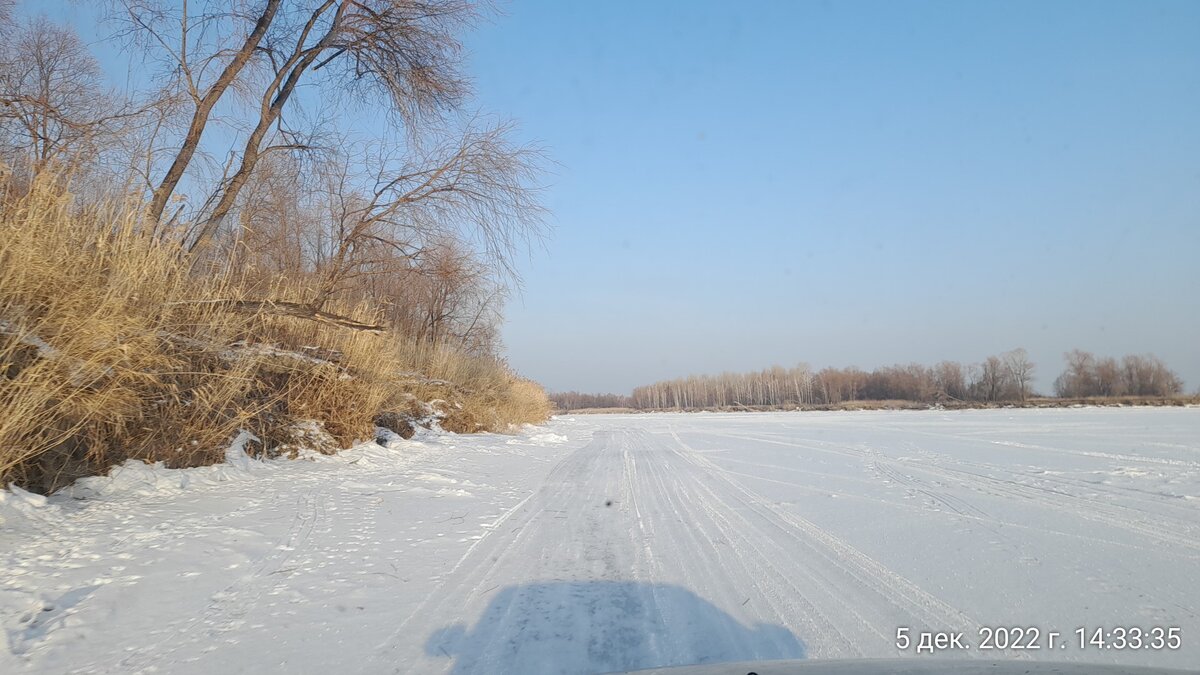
[549,349,1186,411]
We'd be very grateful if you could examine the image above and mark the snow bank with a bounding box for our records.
[0,485,58,528]
[509,431,568,445]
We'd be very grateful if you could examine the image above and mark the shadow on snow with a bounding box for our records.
[426,581,805,674]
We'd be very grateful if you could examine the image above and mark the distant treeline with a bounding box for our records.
[550,349,1185,411]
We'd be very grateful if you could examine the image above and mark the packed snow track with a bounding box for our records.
[2,408,1199,673]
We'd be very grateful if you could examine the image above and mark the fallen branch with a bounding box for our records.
[168,299,387,333]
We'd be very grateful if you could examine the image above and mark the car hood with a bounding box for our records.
[620,659,1196,675]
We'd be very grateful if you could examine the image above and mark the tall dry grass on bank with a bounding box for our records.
[0,178,550,493]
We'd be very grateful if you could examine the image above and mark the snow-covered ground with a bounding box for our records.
[2,408,1199,673]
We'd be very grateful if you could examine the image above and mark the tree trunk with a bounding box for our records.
[147,0,282,225]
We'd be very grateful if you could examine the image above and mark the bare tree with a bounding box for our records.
[1121,354,1183,397]
[932,360,967,400]
[975,355,1009,402]
[303,126,542,312]
[1002,348,1035,402]
[110,0,285,223]
[550,391,632,411]
[0,17,138,177]
[100,0,546,339]
[1053,349,1184,398]
[625,347,1183,411]
[1094,356,1124,397]
[230,150,317,285]
[1054,349,1096,397]
[230,142,516,351]
[111,1,487,248]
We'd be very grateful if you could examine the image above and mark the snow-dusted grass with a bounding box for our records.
[2,408,1199,673]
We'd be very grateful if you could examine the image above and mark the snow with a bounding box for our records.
[2,408,1199,673]
[219,341,339,367]
[0,319,58,360]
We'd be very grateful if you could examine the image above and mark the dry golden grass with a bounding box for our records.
[0,176,550,493]
[0,178,249,489]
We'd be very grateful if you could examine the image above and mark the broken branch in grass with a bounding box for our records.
[168,299,386,332]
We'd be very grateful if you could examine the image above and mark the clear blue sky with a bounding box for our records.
[25,1,1200,395]
[462,0,1200,394]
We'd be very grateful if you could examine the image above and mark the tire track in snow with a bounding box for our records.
[902,461,1200,555]
[415,429,672,674]
[709,460,1169,556]
[868,457,993,521]
[870,423,1200,470]
[853,438,1200,554]
[883,434,1200,521]
[711,429,1200,554]
[630,430,850,659]
[618,438,673,662]
[372,421,1094,669]
[665,426,989,657]
[633,430,865,657]
[366,431,621,672]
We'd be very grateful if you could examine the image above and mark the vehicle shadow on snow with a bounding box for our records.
[425,581,805,674]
